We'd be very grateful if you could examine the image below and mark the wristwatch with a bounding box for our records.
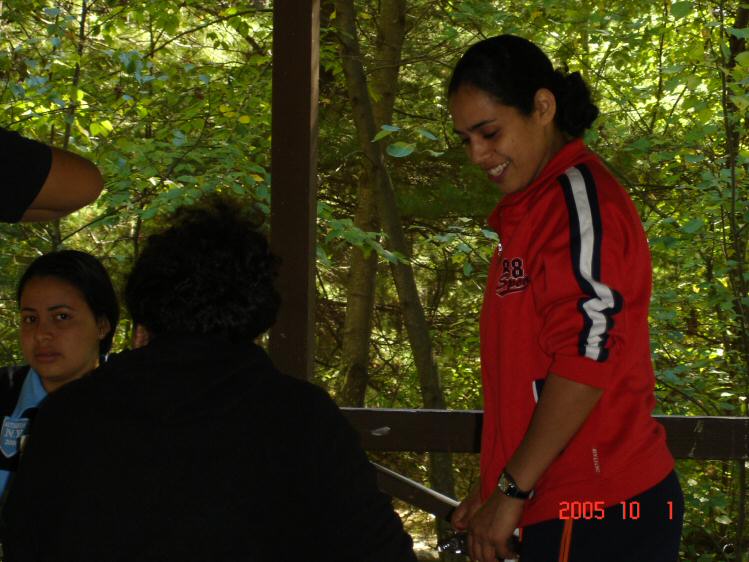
[498,470,534,500]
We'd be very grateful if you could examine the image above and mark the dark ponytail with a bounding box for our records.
[448,35,599,138]
[551,70,599,138]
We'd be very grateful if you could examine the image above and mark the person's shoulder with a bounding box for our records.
[36,359,117,417]
[260,367,338,410]
[250,364,348,429]
[552,147,628,202]
[0,364,30,409]
[0,126,49,156]
[0,364,30,388]
[38,377,90,413]
[0,126,20,144]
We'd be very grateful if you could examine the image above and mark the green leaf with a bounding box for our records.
[382,249,399,263]
[729,28,749,40]
[172,130,187,147]
[686,75,701,90]
[481,229,499,241]
[671,1,693,19]
[730,94,749,111]
[681,218,704,234]
[630,138,651,152]
[416,127,438,141]
[715,514,732,525]
[372,129,395,142]
[386,142,416,158]
[735,51,749,68]
[651,236,679,249]
[381,124,400,132]
[256,184,270,201]
[316,246,331,267]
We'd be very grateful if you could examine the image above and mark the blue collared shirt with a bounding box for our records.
[0,369,47,495]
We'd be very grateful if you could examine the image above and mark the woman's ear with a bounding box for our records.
[533,88,557,126]
[132,324,151,349]
[97,318,111,341]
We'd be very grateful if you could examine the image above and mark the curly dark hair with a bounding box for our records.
[125,195,280,342]
[448,34,599,138]
[17,250,119,355]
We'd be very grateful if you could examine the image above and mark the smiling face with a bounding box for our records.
[19,276,109,393]
[449,84,566,196]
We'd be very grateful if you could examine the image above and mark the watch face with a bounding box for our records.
[499,471,531,499]
[498,473,513,494]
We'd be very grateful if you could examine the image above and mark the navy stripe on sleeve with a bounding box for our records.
[558,164,623,362]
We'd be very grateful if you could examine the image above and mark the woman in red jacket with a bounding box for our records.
[448,35,683,562]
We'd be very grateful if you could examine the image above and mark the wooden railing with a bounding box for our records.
[342,409,749,519]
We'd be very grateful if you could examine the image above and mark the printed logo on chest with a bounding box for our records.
[496,257,530,297]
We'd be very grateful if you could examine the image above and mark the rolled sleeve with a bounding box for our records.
[549,353,616,389]
[534,167,629,390]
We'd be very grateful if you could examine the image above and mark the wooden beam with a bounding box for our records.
[269,0,320,380]
[344,408,483,453]
[662,415,749,460]
[342,409,749,460]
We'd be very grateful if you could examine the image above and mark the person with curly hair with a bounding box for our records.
[447,35,683,561]
[2,195,417,562]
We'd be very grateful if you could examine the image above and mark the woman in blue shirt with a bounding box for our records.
[0,250,118,496]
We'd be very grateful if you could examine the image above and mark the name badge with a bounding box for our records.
[1,416,30,459]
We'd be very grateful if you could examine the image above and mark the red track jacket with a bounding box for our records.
[479,139,674,527]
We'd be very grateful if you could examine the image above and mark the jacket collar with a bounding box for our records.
[488,139,588,231]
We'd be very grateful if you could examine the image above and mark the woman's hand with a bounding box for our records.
[451,484,482,531]
[467,489,523,561]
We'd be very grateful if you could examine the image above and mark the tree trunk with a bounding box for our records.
[339,173,379,407]
[339,0,406,408]
[334,2,458,558]
[720,6,748,557]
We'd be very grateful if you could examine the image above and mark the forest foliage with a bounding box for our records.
[0,0,747,559]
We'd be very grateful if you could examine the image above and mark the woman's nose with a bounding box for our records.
[33,319,53,342]
[468,138,490,166]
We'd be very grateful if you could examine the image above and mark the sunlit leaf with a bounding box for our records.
[372,129,395,142]
[416,127,438,140]
[386,142,415,158]
[671,1,693,19]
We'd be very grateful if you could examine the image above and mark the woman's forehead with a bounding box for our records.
[450,86,518,129]
[19,276,87,305]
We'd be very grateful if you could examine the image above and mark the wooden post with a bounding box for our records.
[269,0,320,380]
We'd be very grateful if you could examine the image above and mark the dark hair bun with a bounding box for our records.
[553,71,599,138]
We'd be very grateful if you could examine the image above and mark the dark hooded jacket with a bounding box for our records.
[2,334,416,562]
